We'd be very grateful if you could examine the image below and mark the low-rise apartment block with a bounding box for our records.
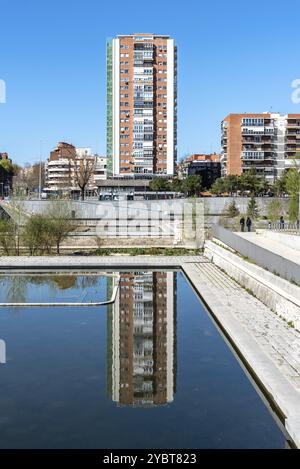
[44,142,106,197]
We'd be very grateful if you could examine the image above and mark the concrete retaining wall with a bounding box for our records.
[204,240,300,330]
[212,224,300,284]
[18,197,289,218]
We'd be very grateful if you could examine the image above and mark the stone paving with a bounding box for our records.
[0,255,206,270]
[183,261,300,391]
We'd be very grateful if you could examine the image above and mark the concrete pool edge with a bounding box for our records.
[0,254,299,448]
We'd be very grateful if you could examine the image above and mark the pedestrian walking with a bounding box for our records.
[246,217,252,232]
[280,216,285,230]
[240,216,245,232]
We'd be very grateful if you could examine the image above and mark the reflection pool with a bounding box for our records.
[0,270,288,448]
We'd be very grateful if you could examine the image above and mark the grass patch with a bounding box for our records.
[72,247,203,257]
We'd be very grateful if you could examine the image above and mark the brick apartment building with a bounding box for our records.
[107,33,177,177]
[221,113,300,181]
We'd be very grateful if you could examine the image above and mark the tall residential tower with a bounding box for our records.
[107,34,177,177]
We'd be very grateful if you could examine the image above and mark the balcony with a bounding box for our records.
[242,128,274,136]
[241,151,264,160]
[287,122,300,128]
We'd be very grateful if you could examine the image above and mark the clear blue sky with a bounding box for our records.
[0,0,299,165]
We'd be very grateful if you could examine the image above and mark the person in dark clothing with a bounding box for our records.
[246,217,252,232]
[280,216,285,229]
[240,217,245,232]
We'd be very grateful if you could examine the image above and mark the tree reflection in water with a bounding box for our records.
[0,274,101,304]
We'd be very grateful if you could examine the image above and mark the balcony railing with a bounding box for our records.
[241,151,264,160]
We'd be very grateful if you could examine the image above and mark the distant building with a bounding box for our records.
[177,153,221,189]
[97,176,151,198]
[185,153,220,163]
[107,33,177,177]
[221,113,300,181]
[187,161,221,189]
[44,142,106,197]
[93,156,107,184]
[0,152,13,197]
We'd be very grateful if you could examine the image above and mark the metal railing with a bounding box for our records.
[268,222,300,235]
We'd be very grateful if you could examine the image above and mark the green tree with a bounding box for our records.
[0,159,14,173]
[0,219,17,255]
[247,196,260,219]
[22,214,53,255]
[223,175,239,195]
[267,199,282,223]
[149,178,170,191]
[225,200,240,218]
[46,203,77,255]
[170,177,182,193]
[182,175,202,196]
[272,173,286,196]
[285,165,300,222]
[256,177,270,195]
[210,178,225,195]
[289,197,298,222]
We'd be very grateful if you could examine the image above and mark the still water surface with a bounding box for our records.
[0,271,287,448]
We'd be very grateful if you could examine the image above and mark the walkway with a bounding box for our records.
[236,231,300,266]
[0,255,206,271]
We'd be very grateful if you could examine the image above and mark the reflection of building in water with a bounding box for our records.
[107,271,177,407]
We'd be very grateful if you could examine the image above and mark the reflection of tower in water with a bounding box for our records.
[107,271,177,407]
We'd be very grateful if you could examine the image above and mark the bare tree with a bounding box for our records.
[54,146,95,200]
[73,157,95,201]
[13,163,45,197]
